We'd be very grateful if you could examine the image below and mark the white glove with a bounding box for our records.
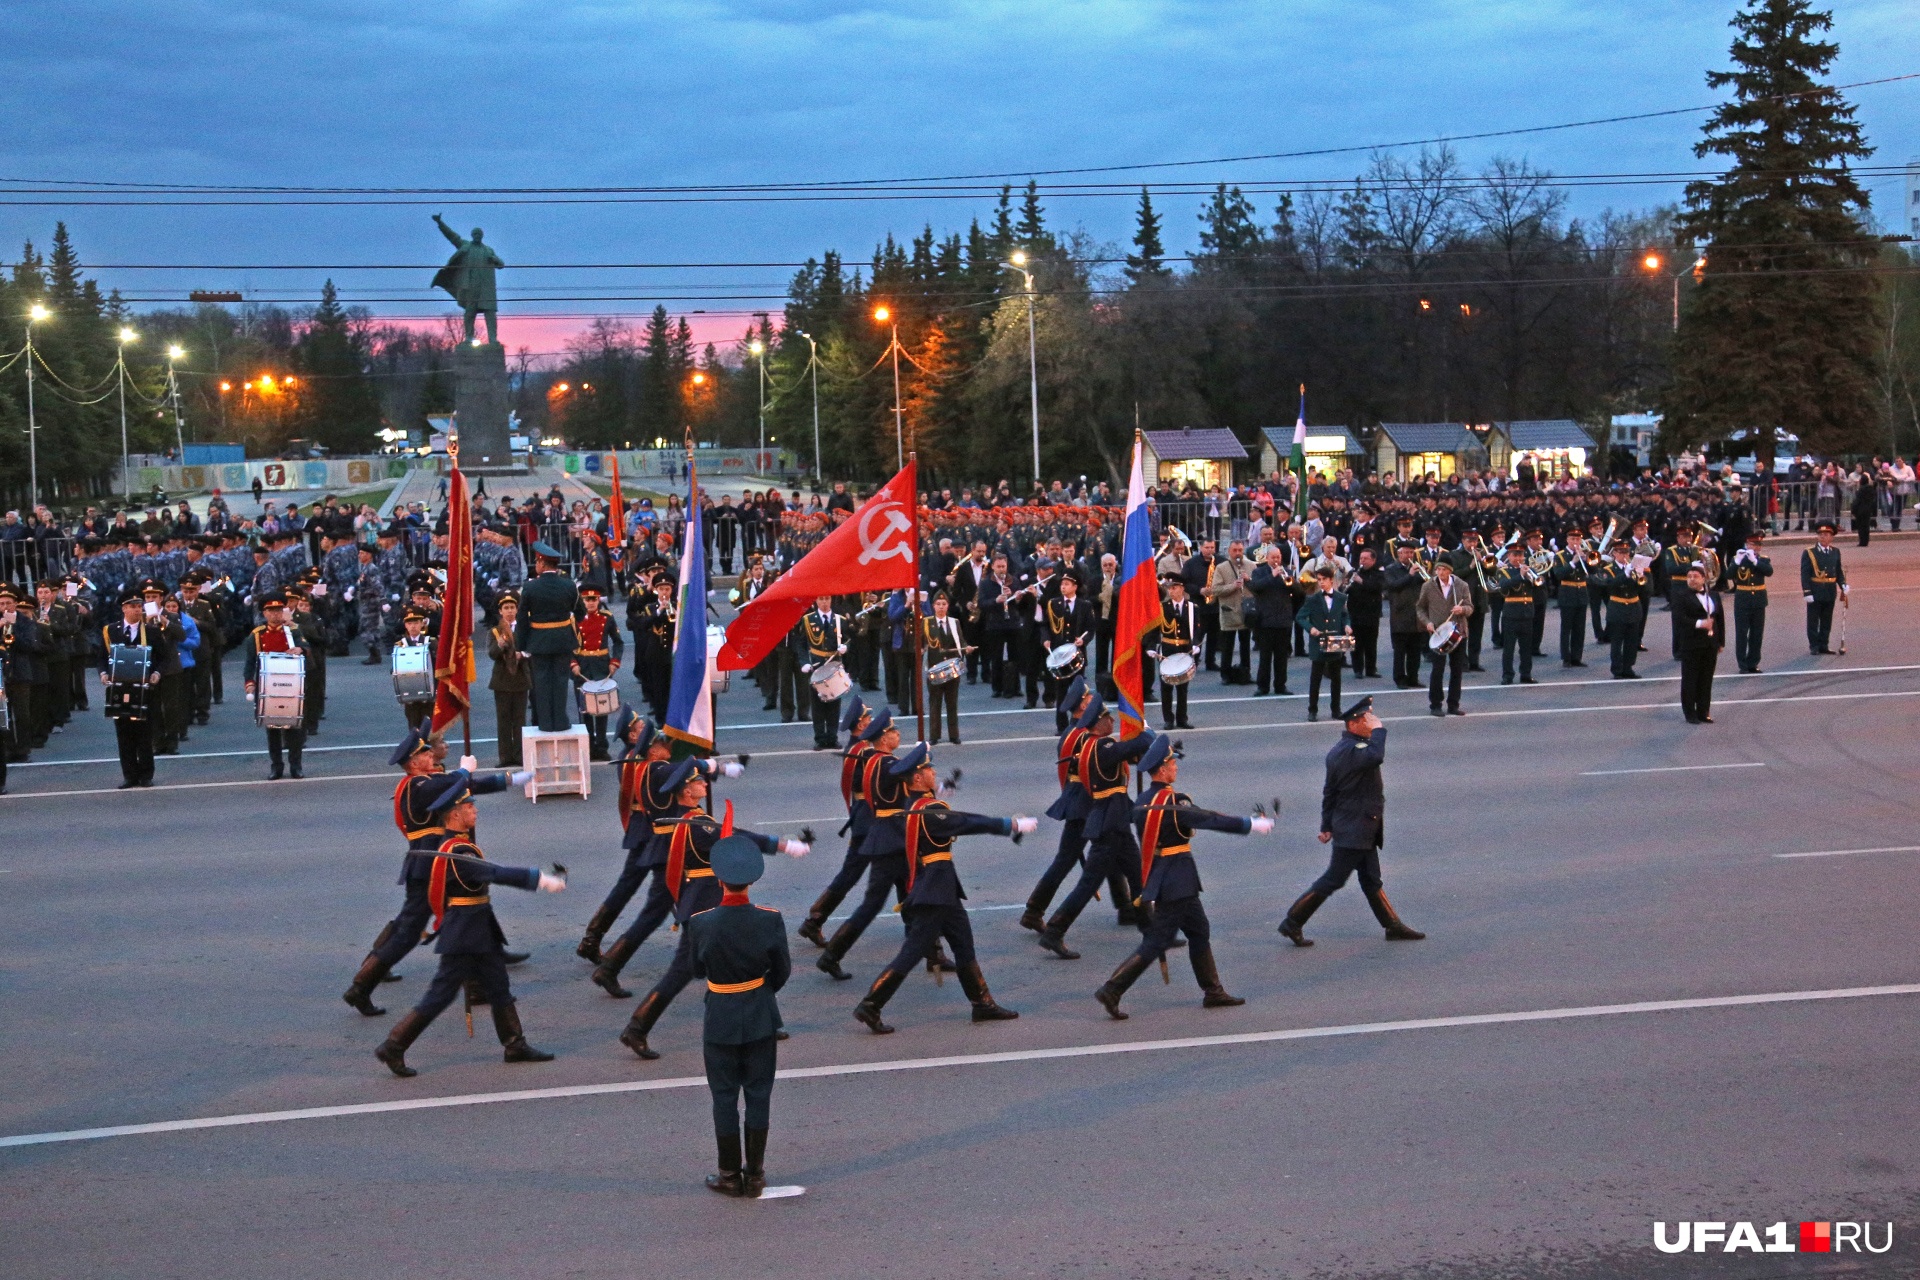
[310,584,326,597]
[144,601,161,618]
[537,872,566,892]
[779,838,810,857]
[1804,594,1815,603]
[801,663,813,674]
[459,754,479,772]
[510,769,534,787]
[344,588,354,602]
[382,603,391,612]
[1012,816,1038,835]
[720,760,745,778]
[1250,815,1275,835]
[246,691,256,702]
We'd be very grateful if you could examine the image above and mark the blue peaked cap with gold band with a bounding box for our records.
[613,706,657,760]
[839,694,869,736]
[1139,731,1175,774]
[1073,690,1108,732]
[388,725,436,767]
[856,708,894,743]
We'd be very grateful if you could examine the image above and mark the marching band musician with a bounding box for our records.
[1043,570,1093,731]
[1447,527,1492,670]
[1523,529,1553,660]
[1550,529,1593,668]
[1248,544,1297,697]
[1731,529,1772,673]
[1660,525,1703,661]
[1415,555,1472,718]
[373,775,568,1078]
[242,590,310,780]
[392,606,437,732]
[617,764,809,1061]
[1629,517,1660,642]
[96,589,168,789]
[1490,543,1538,686]
[486,591,530,768]
[639,573,676,723]
[570,583,624,761]
[924,591,968,744]
[851,753,1033,1035]
[1095,732,1273,1020]
[793,594,848,751]
[1299,568,1351,724]
[140,578,188,756]
[1597,539,1648,679]
[1158,572,1198,730]
[1801,521,1847,655]
[1381,542,1426,691]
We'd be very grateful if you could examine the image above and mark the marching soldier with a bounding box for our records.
[691,833,792,1198]
[814,712,924,980]
[1095,733,1274,1020]
[342,728,528,1016]
[1022,678,1129,931]
[796,696,877,948]
[373,776,568,1077]
[1277,697,1425,946]
[1036,697,1157,960]
[851,752,1032,1034]
[793,594,847,751]
[1801,522,1846,655]
[1730,529,1772,673]
[617,766,809,1061]
[514,541,579,731]
[571,583,624,761]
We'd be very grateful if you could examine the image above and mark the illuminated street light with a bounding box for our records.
[115,326,140,502]
[874,306,903,467]
[749,336,768,469]
[794,327,821,479]
[164,345,188,461]
[24,303,50,503]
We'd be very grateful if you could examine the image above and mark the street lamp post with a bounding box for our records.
[874,306,903,469]
[795,328,821,481]
[24,302,48,507]
[165,344,187,462]
[116,327,138,503]
[1002,252,1041,484]
[1642,252,1706,332]
[749,338,767,474]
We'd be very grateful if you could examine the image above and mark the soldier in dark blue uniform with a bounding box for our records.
[796,695,876,948]
[1036,704,1157,959]
[374,775,568,1077]
[692,835,793,1197]
[618,771,809,1061]
[1096,733,1273,1019]
[1800,522,1846,655]
[852,753,1031,1034]
[1277,697,1425,946]
[1021,675,1095,933]
[1730,529,1772,673]
[342,727,529,1016]
[814,712,937,981]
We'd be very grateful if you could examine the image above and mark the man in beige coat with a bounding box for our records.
[1416,558,1474,717]
[1208,540,1253,685]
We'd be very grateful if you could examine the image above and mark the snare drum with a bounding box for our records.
[809,657,852,701]
[1044,643,1084,680]
[927,658,965,686]
[579,677,621,718]
[257,650,307,729]
[105,644,152,722]
[1157,652,1197,685]
[390,643,435,704]
[1428,619,1462,653]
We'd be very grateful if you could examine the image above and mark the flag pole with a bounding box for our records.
[450,432,472,761]
[909,452,927,746]
[684,425,713,816]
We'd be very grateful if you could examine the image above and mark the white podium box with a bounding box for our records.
[523,725,590,801]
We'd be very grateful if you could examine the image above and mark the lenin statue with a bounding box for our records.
[431,214,505,346]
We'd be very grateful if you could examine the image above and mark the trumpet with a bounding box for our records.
[1695,519,1722,543]
[1594,516,1619,560]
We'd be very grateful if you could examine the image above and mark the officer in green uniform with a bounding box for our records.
[690,834,794,1198]
[1660,526,1702,660]
[1730,528,1772,673]
[1800,522,1846,654]
[513,540,579,731]
[1490,546,1537,685]
[1551,530,1592,668]
[1596,541,1647,679]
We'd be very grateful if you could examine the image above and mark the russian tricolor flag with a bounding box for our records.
[1112,435,1159,739]
[663,489,715,751]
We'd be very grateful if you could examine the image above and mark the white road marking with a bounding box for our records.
[0,773,394,800]
[1773,845,1920,860]
[1581,762,1767,777]
[3,982,1914,1150]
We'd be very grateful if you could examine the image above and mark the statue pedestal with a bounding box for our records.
[452,342,524,474]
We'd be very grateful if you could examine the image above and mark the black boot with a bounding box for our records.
[743,1127,769,1198]
[815,923,856,980]
[576,903,618,963]
[362,643,383,666]
[706,1129,745,1197]
[1037,912,1080,959]
[620,991,667,1059]
[1115,902,1139,927]
[1190,944,1245,1008]
[493,1001,555,1062]
[796,914,829,948]
[854,968,907,1034]
[1365,888,1426,940]
[958,962,1018,1022]
[1018,906,1046,933]
[375,1008,430,1077]
[591,935,639,998]
[1095,953,1152,1020]
[342,952,389,1017]
[927,944,956,975]
[288,748,303,780]
[1278,889,1326,947]
[367,920,403,983]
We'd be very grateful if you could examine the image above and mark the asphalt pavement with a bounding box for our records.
[3,540,1918,1279]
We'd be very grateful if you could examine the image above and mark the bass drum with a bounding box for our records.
[1158,653,1197,686]
[390,643,434,703]
[809,657,852,701]
[257,650,307,729]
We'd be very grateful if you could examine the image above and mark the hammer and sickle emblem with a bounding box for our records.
[856,501,914,565]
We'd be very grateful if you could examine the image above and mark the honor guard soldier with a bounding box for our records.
[692,834,794,1198]
[1095,733,1274,1020]
[1800,522,1846,654]
[96,589,169,788]
[793,594,847,750]
[1023,676,1098,932]
[814,712,926,980]
[577,708,670,965]
[570,583,624,760]
[1036,694,1157,960]
[1490,545,1537,685]
[1730,529,1772,673]
[241,591,310,779]
[1277,697,1425,946]
[373,775,568,1078]
[796,696,877,948]
[1551,529,1592,668]
[343,727,529,1016]
[1597,541,1648,679]
[514,541,580,731]
[852,753,1031,1035]
[588,716,746,997]
[617,766,808,1061]
[1158,572,1197,729]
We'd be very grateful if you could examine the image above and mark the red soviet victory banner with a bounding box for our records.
[430,459,476,737]
[718,459,918,672]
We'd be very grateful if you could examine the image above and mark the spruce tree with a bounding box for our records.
[1125,188,1171,285]
[296,280,383,453]
[1664,0,1882,464]
[1017,181,1048,250]
[1197,185,1263,262]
